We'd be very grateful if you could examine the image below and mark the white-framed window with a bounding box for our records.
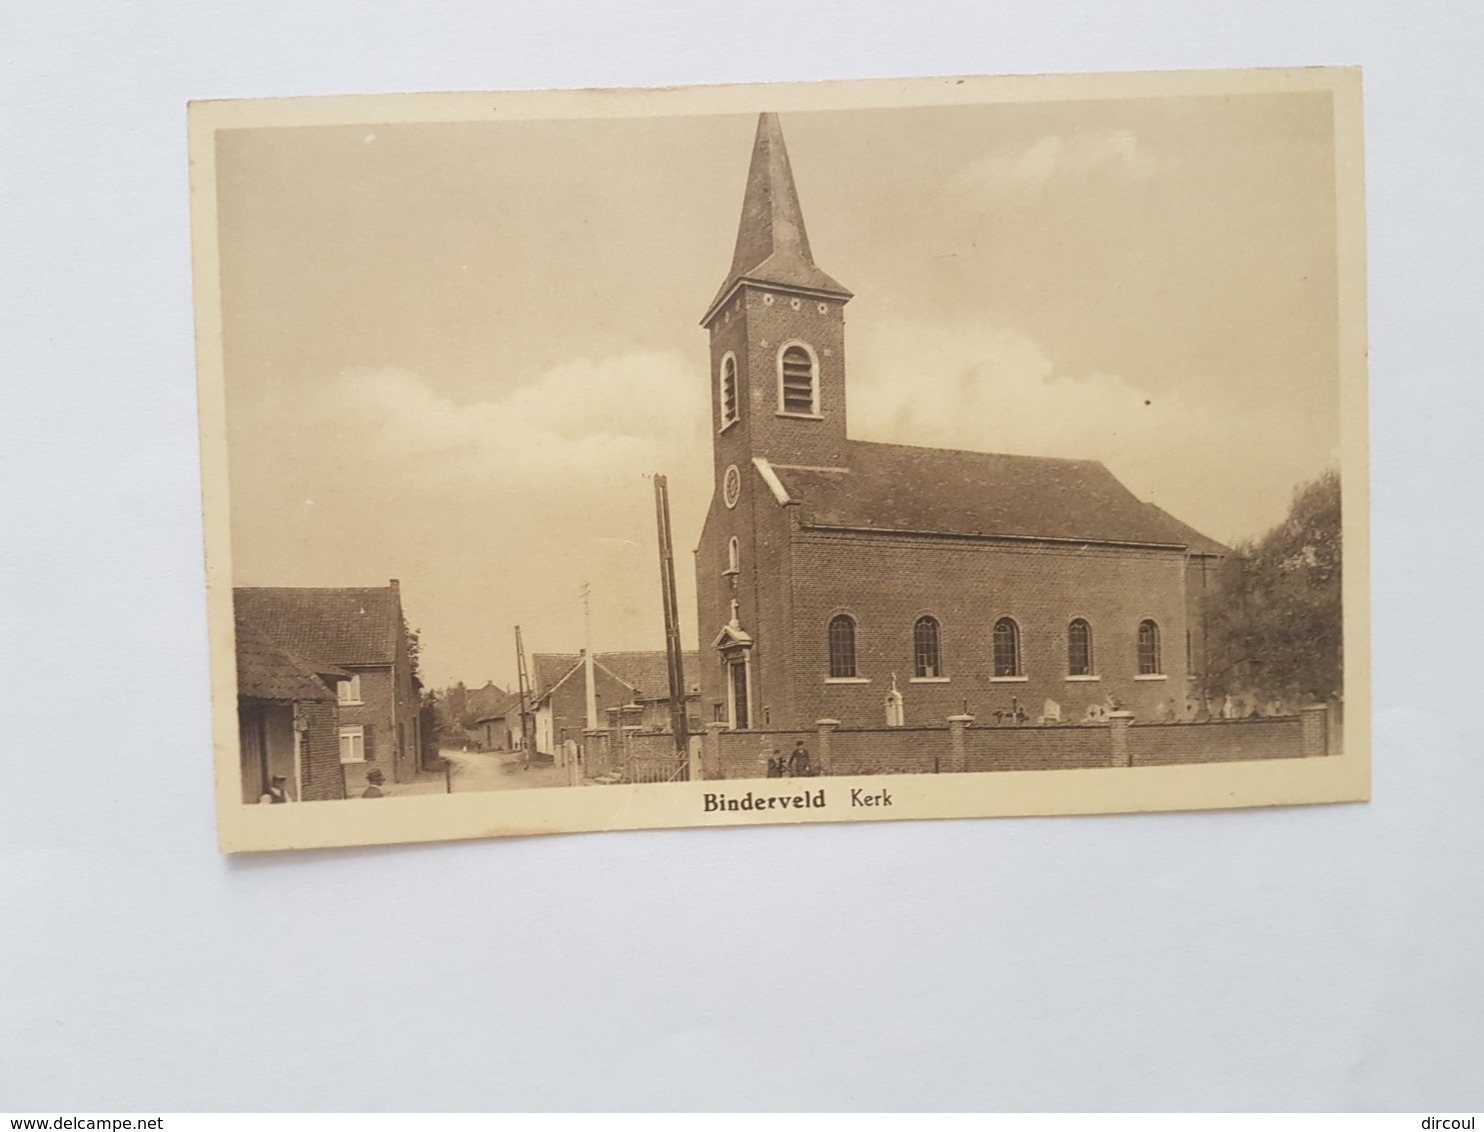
[913,615,942,679]
[726,536,740,575]
[1068,619,1094,677]
[1138,620,1162,675]
[828,614,857,679]
[777,341,819,416]
[992,618,1022,678]
[338,724,365,764]
[718,352,740,430]
[336,674,362,704]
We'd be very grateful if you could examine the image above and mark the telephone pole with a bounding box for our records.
[653,474,691,763]
[514,625,536,768]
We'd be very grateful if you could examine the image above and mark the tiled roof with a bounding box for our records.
[531,651,702,702]
[233,586,403,667]
[463,681,510,721]
[532,653,581,696]
[1139,502,1229,557]
[471,691,523,724]
[766,441,1227,552]
[234,618,345,703]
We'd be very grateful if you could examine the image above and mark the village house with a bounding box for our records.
[693,114,1228,734]
[234,581,424,793]
[233,616,347,803]
[529,651,701,755]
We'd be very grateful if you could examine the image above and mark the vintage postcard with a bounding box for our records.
[190,67,1368,852]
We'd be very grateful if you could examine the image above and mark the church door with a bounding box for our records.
[729,661,750,730]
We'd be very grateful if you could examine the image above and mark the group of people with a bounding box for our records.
[258,768,386,803]
[766,740,816,778]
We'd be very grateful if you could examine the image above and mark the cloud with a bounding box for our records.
[231,352,716,685]
[294,351,711,491]
[847,318,1335,547]
[948,130,1157,199]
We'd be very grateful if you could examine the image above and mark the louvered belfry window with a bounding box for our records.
[779,345,816,414]
[720,355,739,427]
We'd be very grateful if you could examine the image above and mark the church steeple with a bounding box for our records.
[701,113,852,327]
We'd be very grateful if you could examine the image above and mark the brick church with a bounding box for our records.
[693,113,1227,733]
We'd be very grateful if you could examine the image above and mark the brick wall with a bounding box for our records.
[1130,717,1305,765]
[963,724,1115,772]
[783,529,1190,731]
[706,728,815,780]
[707,287,852,476]
[828,727,945,775]
[542,664,633,755]
[337,666,401,791]
[298,699,345,801]
[701,715,1319,779]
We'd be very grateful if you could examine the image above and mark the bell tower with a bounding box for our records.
[701,113,853,481]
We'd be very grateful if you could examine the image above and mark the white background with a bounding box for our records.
[2,0,1481,1112]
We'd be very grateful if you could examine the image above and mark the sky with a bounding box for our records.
[214,91,1341,689]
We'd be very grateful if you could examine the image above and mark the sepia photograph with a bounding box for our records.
[191,67,1369,852]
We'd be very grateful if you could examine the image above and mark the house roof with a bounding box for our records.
[762,440,1228,553]
[702,113,851,325]
[234,619,346,703]
[471,691,523,725]
[531,651,702,704]
[462,681,510,722]
[233,585,404,667]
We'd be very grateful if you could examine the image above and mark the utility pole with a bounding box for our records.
[581,582,598,731]
[514,625,536,769]
[653,474,691,763]
[579,581,596,787]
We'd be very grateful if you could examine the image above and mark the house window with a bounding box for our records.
[828,614,857,678]
[338,725,365,764]
[778,343,818,415]
[336,674,362,704]
[1138,620,1162,675]
[993,618,1021,677]
[726,536,740,575]
[913,616,941,678]
[719,353,739,428]
[1068,619,1093,676]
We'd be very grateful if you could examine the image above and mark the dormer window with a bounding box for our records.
[719,352,739,430]
[778,342,818,416]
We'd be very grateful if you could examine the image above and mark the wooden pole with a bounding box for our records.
[653,474,691,763]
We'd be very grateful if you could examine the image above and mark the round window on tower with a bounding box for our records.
[723,464,741,509]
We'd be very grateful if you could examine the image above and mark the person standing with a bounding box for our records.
[362,768,386,798]
[259,774,290,804]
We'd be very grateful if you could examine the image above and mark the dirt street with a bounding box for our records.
[441,748,571,792]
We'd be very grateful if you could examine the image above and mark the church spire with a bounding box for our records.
[702,113,851,325]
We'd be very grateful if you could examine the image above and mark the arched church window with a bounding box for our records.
[828,615,857,679]
[778,343,818,415]
[913,616,941,679]
[1068,619,1093,676]
[726,536,740,575]
[1138,620,1162,675]
[993,618,1022,677]
[719,353,739,429]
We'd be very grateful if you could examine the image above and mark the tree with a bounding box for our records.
[1202,469,1342,703]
